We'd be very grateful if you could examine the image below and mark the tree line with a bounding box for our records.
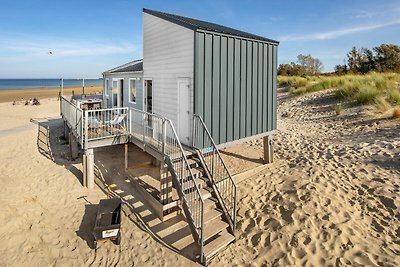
[335,44,400,74]
[278,54,324,76]
[278,44,400,76]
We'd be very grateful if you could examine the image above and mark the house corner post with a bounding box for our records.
[263,135,274,164]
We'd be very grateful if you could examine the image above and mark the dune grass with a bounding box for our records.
[279,72,400,113]
[393,107,400,118]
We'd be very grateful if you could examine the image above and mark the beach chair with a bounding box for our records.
[103,113,127,133]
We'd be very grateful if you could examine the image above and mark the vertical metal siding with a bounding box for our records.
[267,45,273,131]
[272,45,278,130]
[194,32,278,145]
[204,34,213,130]
[257,44,263,133]
[219,37,228,144]
[240,40,247,139]
[246,41,252,137]
[262,44,268,132]
[195,33,205,121]
[252,42,258,135]
[233,39,241,140]
[212,35,221,144]
[226,38,234,142]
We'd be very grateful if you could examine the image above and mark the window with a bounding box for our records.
[129,78,140,103]
[112,79,118,107]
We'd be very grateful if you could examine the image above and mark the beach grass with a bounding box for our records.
[279,72,400,112]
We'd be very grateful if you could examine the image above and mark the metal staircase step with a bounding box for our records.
[203,217,230,241]
[182,177,207,191]
[186,158,198,167]
[203,229,235,263]
[203,209,222,224]
[188,167,202,178]
[203,198,217,211]
[199,188,212,200]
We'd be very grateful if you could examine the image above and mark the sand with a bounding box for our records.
[0,86,101,103]
[0,88,399,266]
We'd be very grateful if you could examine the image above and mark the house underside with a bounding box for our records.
[60,95,272,264]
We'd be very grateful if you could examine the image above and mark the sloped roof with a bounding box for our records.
[143,8,279,44]
[103,59,143,74]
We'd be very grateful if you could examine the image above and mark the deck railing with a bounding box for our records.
[84,107,129,142]
[128,108,164,151]
[61,96,84,143]
[193,115,237,233]
[61,96,131,149]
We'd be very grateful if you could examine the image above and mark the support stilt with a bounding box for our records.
[83,148,95,189]
[63,121,69,140]
[124,143,128,170]
[82,154,87,187]
[69,132,78,159]
[263,135,274,164]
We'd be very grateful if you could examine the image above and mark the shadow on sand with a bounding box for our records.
[32,117,84,185]
[76,202,98,249]
[33,117,200,262]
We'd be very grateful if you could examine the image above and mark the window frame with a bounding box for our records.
[104,78,110,97]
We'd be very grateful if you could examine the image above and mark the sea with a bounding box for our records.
[0,79,103,90]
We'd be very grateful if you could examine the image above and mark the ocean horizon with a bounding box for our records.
[0,78,103,90]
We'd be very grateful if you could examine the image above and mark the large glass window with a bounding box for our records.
[129,78,140,103]
[112,80,118,107]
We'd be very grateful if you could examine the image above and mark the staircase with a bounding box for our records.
[164,116,237,265]
[187,156,236,263]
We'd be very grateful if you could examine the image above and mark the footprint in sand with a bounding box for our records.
[263,218,282,231]
[279,206,294,224]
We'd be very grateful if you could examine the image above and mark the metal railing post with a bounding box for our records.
[129,108,132,134]
[84,110,89,150]
[143,113,146,145]
[162,119,166,156]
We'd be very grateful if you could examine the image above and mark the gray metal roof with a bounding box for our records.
[103,59,143,74]
[143,8,279,44]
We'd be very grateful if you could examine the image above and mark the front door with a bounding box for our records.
[177,78,190,145]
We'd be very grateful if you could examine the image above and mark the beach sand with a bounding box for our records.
[0,89,399,266]
[0,86,101,103]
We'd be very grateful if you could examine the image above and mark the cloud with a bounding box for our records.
[279,19,400,41]
[0,36,135,58]
[351,9,378,19]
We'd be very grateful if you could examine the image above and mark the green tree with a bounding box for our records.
[347,46,362,72]
[373,44,400,72]
[334,64,348,75]
[346,44,400,73]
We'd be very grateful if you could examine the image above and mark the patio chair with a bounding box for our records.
[103,114,127,133]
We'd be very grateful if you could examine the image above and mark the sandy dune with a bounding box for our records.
[0,89,399,266]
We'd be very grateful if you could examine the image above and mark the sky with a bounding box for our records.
[0,0,399,78]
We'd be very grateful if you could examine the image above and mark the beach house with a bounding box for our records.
[61,8,278,264]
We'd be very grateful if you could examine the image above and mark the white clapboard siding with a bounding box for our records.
[143,12,194,141]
